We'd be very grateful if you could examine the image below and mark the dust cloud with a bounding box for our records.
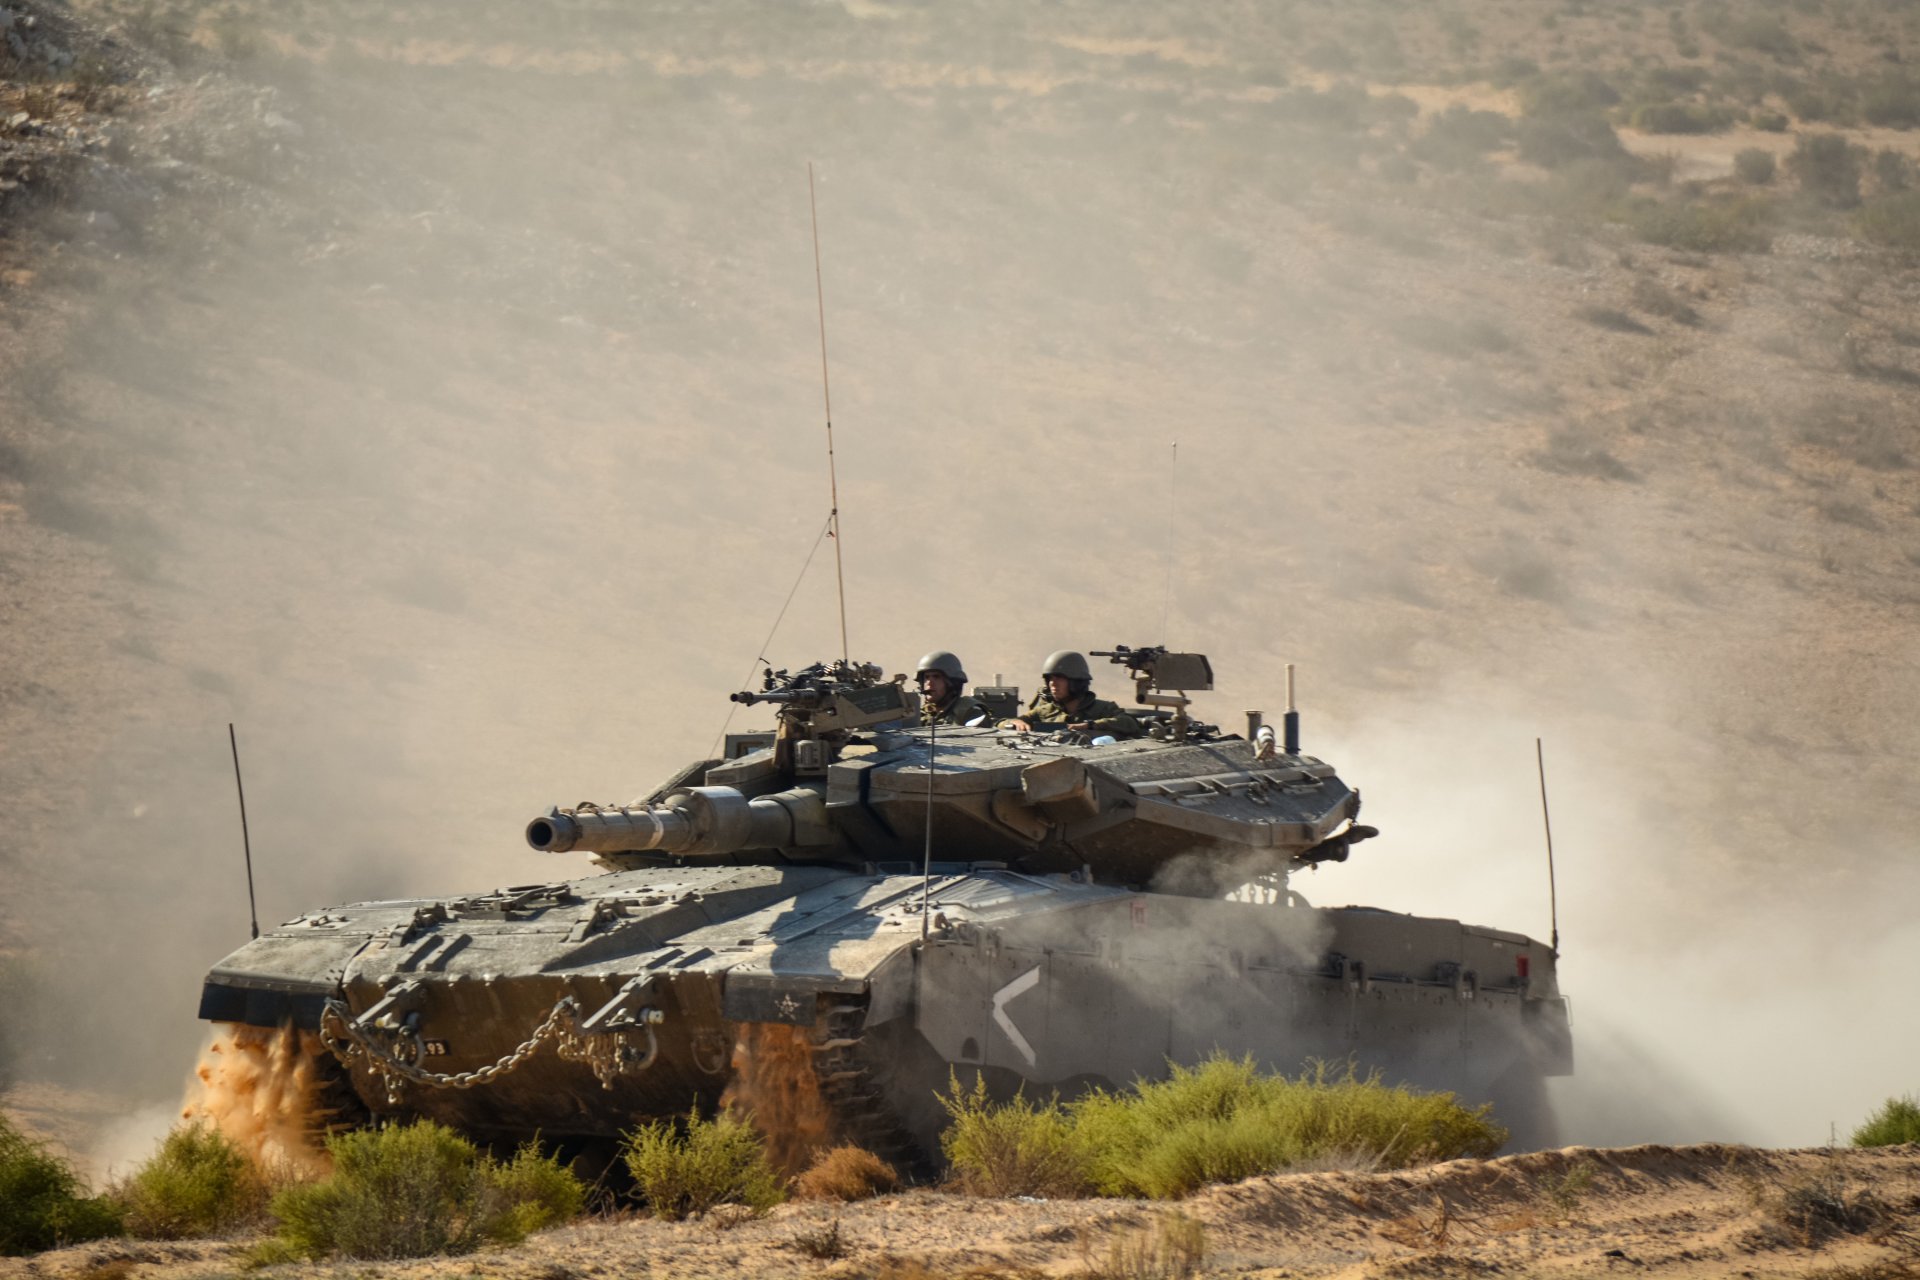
[723,1023,833,1176]
[0,0,1915,1159]
[179,1024,333,1179]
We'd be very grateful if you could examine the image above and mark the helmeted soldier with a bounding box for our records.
[916,650,990,728]
[1003,650,1143,738]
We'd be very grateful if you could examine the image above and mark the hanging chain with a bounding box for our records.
[320,994,662,1102]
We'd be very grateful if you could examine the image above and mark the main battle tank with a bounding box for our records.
[198,648,1573,1160]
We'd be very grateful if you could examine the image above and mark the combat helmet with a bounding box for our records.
[1041,650,1092,681]
[916,650,968,684]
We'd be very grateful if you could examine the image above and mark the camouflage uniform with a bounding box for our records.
[921,693,991,728]
[1018,692,1143,738]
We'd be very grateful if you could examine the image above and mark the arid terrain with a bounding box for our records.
[6,1142,1920,1279]
[4,0,1920,1274]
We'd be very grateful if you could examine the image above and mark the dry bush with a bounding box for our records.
[1752,1165,1891,1249]
[794,1145,899,1202]
[788,1217,847,1260]
[1531,428,1636,482]
[1736,148,1779,185]
[1575,304,1653,335]
[1083,1211,1207,1280]
[1790,133,1866,209]
[1631,278,1703,326]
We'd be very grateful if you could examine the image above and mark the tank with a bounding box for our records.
[197,648,1573,1162]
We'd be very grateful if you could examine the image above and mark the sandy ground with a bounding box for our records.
[2,1142,1916,1279]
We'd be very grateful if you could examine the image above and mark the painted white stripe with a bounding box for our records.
[991,964,1043,1067]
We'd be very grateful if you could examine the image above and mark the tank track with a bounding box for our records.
[811,997,927,1174]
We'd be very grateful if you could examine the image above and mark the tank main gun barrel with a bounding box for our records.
[526,785,830,856]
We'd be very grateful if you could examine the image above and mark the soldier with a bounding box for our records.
[916,650,991,727]
[1003,650,1143,738]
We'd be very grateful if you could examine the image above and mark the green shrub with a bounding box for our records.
[1861,75,1920,128]
[1735,148,1778,184]
[1630,102,1735,134]
[623,1109,784,1220]
[269,1122,582,1259]
[938,1057,1506,1201]
[1624,196,1775,253]
[0,1114,123,1255]
[938,1073,1089,1199]
[1414,105,1513,170]
[1752,110,1791,132]
[1517,113,1629,169]
[1713,15,1800,60]
[1788,132,1865,208]
[1855,191,1920,250]
[118,1124,264,1240]
[1518,71,1620,118]
[1071,1058,1506,1200]
[1873,149,1916,195]
[1851,1095,1920,1146]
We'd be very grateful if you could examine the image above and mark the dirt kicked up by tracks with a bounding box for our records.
[3,1143,1917,1280]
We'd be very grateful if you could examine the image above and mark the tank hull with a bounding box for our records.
[199,864,1570,1154]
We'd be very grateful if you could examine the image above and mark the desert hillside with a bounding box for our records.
[2,0,1917,1179]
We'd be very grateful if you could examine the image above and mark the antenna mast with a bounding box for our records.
[228,723,260,940]
[1160,441,1178,644]
[1535,737,1560,955]
[808,162,850,666]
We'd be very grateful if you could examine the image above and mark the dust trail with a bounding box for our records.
[723,1022,832,1175]
[180,1023,332,1179]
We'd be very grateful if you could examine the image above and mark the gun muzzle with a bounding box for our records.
[526,785,830,856]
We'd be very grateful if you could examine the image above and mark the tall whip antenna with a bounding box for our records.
[1160,441,1178,643]
[1535,737,1560,955]
[808,162,850,666]
[921,717,936,942]
[228,723,260,940]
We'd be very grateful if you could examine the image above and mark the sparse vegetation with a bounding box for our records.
[117,1124,265,1240]
[623,1109,785,1220]
[268,1122,582,1260]
[939,1057,1505,1202]
[1086,1210,1207,1280]
[1753,1165,1892,1248]
[1537,1159,1599,1218]
[1736,148,1779,185]
[939,1074,1088,1199]
[1855,191,1920,250]
[789,1216,849,1260]
[1789,132,1866,208]
[1576,304,1653,335]
[1631,277,1703,325]
[1852,1095,1920,1147]
[0,1114,123,1255]
[1630,101,1736,134]
[1624,195,1775,253]
[794,1145,900,1202]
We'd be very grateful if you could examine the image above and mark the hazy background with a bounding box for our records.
[2,0,1918,1159]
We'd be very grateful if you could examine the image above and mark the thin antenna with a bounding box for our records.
[808,162,850,666]
[1160,441,1178,642]
[1535,737,1559,955]
[228,723,260,940]
[920,717,936,942]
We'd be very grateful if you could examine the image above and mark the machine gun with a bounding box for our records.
[728,659,911,775]
[1091,646,1214,741]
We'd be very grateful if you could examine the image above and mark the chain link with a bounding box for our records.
[320,996,582,1101]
